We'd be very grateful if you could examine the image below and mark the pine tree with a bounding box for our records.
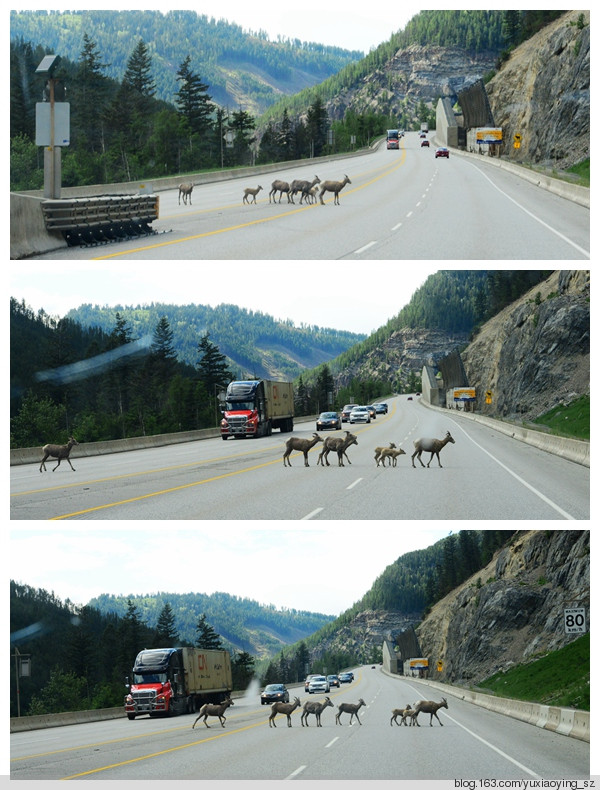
[175,55,213,137]
[155,603,179,646]
[196,332,231,392]
[195,614,223,650]
[72,34,110,156]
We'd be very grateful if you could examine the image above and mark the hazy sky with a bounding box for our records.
[10,262,442,336]
[10,526,450,616]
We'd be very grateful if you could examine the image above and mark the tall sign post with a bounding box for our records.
[35,55,69,199]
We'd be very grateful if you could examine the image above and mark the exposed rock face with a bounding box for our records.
[486,11,590,169]
[335,327,469,391]
[309,610,420,665]
[327,44,496,122]
[461,270,590,421]
[416,530,590,685]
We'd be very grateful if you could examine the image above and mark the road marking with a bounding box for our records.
[467,161,590,258]
[406,210,413,218]
[450,419,577,519]
[347,478,363,490]
[302,508,323,520]
[354,241,377,254]
[392,222,402,230]
[325,737,339,748]
[286,766,306,779]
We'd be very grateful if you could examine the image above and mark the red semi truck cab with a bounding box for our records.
[220,379,293,440]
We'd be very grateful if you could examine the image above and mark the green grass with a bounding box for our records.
[532,395,589,440]
[478,633,589,710]
[566,158,590,187]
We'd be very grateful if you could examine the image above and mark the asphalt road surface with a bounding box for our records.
[10,396,589,520]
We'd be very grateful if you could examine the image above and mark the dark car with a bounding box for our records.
[374,402,388,414]
[366,405,377,419]
[338,672,353,683]
[327,674,340,688]
[421,139,430,147]
[435,147,449,158]
[341,404,359,423]
[317,411,341,431]
[261,684,289,705]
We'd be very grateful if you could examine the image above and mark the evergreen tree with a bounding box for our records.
[72,33,110,157]
[306,96,328,157]
[232,651,255,690]
[195,613,223,650]
[175,55,213,137]
[196,332,231,392]
[155,603,179,645]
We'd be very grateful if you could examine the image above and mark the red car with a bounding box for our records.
[435,147,450,158]
[421,139,430,147]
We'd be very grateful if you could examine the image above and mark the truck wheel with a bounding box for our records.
[127,714,136,720]
[222,435,228,441]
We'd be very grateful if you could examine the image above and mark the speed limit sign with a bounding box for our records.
[564,607,586,634]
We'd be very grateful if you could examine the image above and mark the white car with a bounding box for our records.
[308,675,330,694]
[349,406,371,424]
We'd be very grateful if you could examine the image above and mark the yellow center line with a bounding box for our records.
[91,150,407,259]
[60,718,267,780]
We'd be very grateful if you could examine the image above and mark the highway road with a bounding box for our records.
[29,133,590,260]
[10,396,589,520]
[10,665,590,780]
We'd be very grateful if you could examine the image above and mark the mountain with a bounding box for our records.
[9,9,364,116]
[65,302,366,381]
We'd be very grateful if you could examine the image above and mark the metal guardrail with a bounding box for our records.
[41,193,162,247]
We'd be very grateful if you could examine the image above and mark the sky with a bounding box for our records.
[9,262,442,336]
[10,525,451,616]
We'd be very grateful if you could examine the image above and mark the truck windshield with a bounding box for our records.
[134,672,167,684]
[225,400,255,410]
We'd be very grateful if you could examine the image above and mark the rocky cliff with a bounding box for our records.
[416,530,590,685]
[461,270,590,421]
[486,11,590,169]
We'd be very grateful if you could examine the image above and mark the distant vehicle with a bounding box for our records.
[261,684,289,705]
[341,404,359,423]
[304,674,320,692]
[374,402,388,414]
[349,406,370,424]
[308,675,330,694]
[421,122,429,133]
[435,147,450,158]
[366,405,377,419]
[419,132,426,138]
[338,672,353,683]
[421,139,430,147]
[386,129,400,149]
[316,411,341,431]
[327,674,340,688]
[407,396,413,401]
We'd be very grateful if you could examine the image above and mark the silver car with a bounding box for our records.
[308,675,330,694]
[349,406,370,424]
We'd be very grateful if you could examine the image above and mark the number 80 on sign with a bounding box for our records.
[564,607,586,634]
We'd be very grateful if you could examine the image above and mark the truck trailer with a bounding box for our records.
[124,647,233,719]
[220,379,294,439]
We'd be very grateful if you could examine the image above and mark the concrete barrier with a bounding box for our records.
[385,672,589,743]
[10,706,125,732]
[10,415,315,466]
[421,399,589,467]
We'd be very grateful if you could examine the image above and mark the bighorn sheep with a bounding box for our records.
[317,431,358,467]
[306,186,319,204]
[390,704,412,726]
[283,433,324,467]
[269,180,292,203]
[178,182,193,205]
[290,176,321,204]
[269,696,301,727]
[243,185,263,204]
[411,697,448,726]
[192,697,234,728]
[377,446,406,467]
[319,175,351,205]
[40,437,79,472]
[411,431,455,468]
[374,443,396,465]
[301,696,333,727]
[335,698,366,725]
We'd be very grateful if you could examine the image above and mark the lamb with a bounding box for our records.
[178,182,193,205]
[192,697,234,728]
[243,185,263,204]
[268,696,301,727]
[377,446,406,467]
[300,696,333,727]
[374,443,396,465]
[269,180,292,203]
[283,432,324,467]
[290,175,321,204]
[390,704,412,726]
[319,175,351,205]
[411,431,455,468]
[317,431,358,467]
[411,697,448,726]
[39,437,79,473]
[335,698,366,726]
[306,186,319,204]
